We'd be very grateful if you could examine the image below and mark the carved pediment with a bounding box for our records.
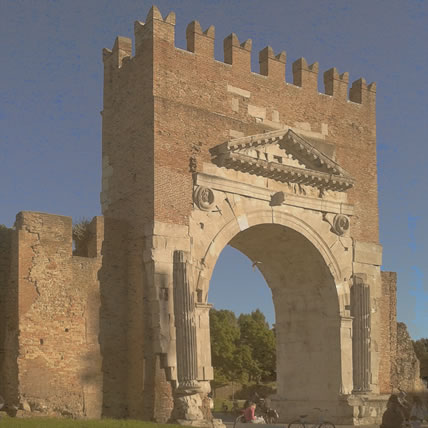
[210,129,354,192]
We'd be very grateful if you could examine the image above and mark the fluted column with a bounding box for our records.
[351,275,371,393]
[173,250,200,393]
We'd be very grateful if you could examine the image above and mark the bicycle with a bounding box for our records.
[233,413,247,428]
[288,407,335,428]
[258,398,280,424]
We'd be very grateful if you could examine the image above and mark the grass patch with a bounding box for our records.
[0,416,184,428]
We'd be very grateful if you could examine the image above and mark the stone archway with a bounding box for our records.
[188,201,354,421]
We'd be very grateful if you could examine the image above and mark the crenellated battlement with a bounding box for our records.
[103,36,132,68]
[259,46,286,80]
[292,57,319,90]
[350,78,377,104]
[103,5,375,105]
[324,67,349,99]
[223,33,252,72]
[186,20,215,57]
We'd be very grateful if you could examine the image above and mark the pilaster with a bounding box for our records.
[351,274,372,393]
[172,250,205,423]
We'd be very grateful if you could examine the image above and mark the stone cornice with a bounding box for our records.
[210,129,354,192]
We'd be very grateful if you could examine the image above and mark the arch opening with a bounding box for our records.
[207,223,342,405]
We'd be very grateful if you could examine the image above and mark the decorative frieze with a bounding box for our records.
[195,172,354,216]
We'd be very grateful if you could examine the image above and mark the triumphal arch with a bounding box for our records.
[2,5,419,426]
[100,5,382,424]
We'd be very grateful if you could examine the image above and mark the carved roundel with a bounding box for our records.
[193,186,215,211]
[332,214,350,236]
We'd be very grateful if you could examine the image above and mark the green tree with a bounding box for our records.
[210,308,276,385]
[238,310,276,383]
[413,338,428,378]
[209,309,241,385]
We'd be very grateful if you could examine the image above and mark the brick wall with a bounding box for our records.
[7,212,103,417]
[103,8,378,244]
[148,11,377,242]
[102,35,155,232]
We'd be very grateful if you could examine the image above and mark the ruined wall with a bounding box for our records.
[4,212,103,417]
[72,216,103,418]
[393,323,425,392]
[379,271,397,393]
[379,272,425,393]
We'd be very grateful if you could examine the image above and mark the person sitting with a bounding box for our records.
[244,402,264,424]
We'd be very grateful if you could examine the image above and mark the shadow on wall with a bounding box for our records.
[98,218,129,418]
[0,225,18,416]
[97,217,173,421]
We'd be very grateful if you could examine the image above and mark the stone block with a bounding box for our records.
[145,221,189,238]
[353,240,382,266]
[226,84,251,98]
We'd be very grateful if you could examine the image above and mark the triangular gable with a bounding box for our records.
[210,129,354,192]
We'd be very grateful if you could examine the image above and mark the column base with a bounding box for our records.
[347,393,390,425]
[172,392,204,422]
[270,394,389,425]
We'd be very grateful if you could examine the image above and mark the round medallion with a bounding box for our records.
[194,186,215,211]
[333,214,350,236]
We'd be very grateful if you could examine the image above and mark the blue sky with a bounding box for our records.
[1,0,427,339]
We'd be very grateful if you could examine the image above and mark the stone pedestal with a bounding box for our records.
[347,393,389,425]
[270,396,354,425]
[271,393,388,425]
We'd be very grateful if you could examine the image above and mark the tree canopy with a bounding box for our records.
[413,338,428,379]
[210,308,276,385]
